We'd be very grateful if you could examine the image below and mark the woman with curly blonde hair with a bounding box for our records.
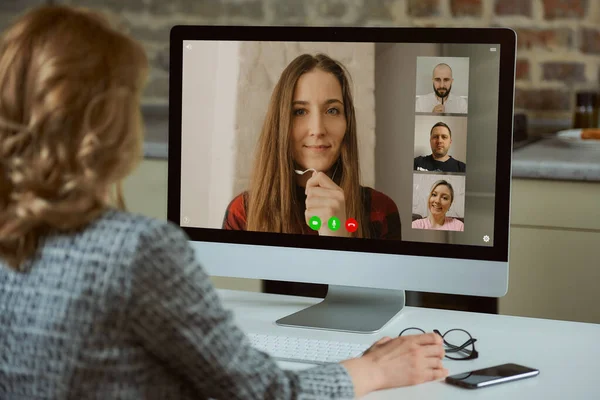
[0,10,146,270]
[0,5,446,398]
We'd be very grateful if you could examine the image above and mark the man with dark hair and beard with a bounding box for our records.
[414,122,466,172]
[415,63,468,114]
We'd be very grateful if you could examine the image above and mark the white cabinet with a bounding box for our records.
[122,159,168,220]
[501,178,600,323]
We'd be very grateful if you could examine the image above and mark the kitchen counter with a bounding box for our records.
[142,103,168,159]
[512,134,600,182]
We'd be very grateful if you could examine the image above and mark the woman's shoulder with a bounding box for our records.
[37,208,190,281]
[94,207,176,230]
[226,192,248,211]
[411,218,430,229]
[85,208,189,249]
[445,217,464,230]
[223,192,249,230]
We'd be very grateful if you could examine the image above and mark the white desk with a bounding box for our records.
[218,289,600,400]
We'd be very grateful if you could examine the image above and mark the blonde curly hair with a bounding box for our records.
[0,5,149,271]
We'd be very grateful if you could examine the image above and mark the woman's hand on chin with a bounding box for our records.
[304,171,348,237]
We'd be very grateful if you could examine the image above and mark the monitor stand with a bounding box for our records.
[275,285,405,333]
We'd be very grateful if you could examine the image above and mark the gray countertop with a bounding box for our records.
[512,135,600,182]
[142,103,168,159]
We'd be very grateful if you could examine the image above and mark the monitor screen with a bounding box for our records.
[170,28,513,260]
[167,26,516,331]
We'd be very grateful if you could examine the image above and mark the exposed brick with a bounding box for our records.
[147,0,264,21]
[515,88,571,111]
[313,0,349,19]
[128,24,172,44]
[148,0,225,19]
[542,62,586,82]
[580,28,600,55]
[0,4,42,34]
[4,0,592,117]
[542,0,588,20]
[515,28,573,50]
[304,0,368,26]
[515,59,530,80]
[57,0,149,14]
[272,0,306,21]
[494,0,532,17]
[177,0,223,19]
[0,0,46,13]
[0,13,16,32]
[408,0,441,17]
[60,0,241,18]
[224,0,264,20]
[363,0,396,21]
[450,0,482,17]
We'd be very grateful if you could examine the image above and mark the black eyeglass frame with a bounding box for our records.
[398,327,479,361]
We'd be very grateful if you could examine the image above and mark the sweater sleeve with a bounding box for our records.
[128,220,356,399]
[222,193,247,230]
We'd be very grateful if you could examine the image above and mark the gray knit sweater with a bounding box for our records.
[0,209,355,399]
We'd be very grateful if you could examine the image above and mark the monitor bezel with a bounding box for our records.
[167,26,516,263]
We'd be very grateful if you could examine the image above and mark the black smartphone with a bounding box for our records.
[445,363,539,389]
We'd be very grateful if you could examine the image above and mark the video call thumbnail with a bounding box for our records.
[413,115,467,173]
[415,56,469,115]
[412,174,465,232]
[411,56,468,233]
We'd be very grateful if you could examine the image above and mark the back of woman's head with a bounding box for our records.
[0,5,149,271]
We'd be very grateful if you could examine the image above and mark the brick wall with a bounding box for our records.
[2,0,600,121]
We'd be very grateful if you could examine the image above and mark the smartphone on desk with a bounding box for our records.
[445,363,539,389]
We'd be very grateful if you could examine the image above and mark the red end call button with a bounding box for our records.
[345,218,358,233]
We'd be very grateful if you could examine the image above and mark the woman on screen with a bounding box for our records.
[223,53,401,240]
[0,6,446,398]
[412,180,464,231]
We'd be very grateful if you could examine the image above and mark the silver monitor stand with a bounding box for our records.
[275,285,406,333]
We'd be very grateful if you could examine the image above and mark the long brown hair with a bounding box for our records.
[246,53,367,238]
[0,5,148,271]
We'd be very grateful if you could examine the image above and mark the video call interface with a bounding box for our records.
[179,40,501,247]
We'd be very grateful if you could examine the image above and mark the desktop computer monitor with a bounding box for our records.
[167,26,516,333]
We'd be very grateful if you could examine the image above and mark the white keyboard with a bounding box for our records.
[248,332,368,365]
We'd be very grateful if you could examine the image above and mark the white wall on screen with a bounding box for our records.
[413,115,468,165]
[415,56,470,98]
[180,40,239,229]
[374,42,439,239]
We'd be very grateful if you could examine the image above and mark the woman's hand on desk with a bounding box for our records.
[341,333,447,397]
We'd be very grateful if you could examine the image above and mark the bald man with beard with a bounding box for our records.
[416,63,468,114]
